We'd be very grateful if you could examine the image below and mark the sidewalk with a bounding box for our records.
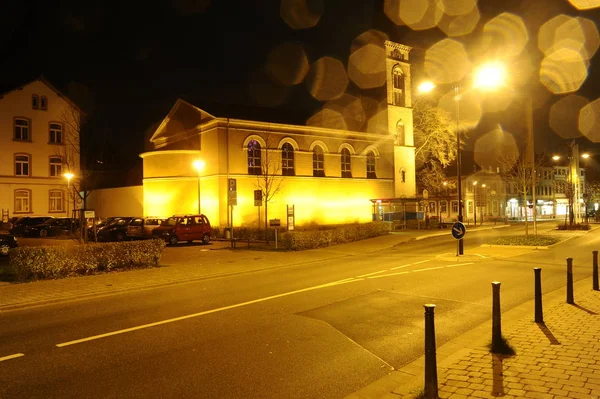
[347,277,600,399]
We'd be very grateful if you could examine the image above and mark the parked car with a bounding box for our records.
[0,233,18,256]
[9,217,54,236]
[152,214,211,245]
[87,217,126,240]
[23,218,81,237]
[126,217,166,240]
[95,217,135,242]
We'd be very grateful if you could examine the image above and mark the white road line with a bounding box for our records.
[368,262,474,279]
[368,271,411,279]
[56,279,359,348]
[446,262,474,267]
[412,266,445,272]
[390,259,431,270]
[357,270,389,278]
[0,353,24,362]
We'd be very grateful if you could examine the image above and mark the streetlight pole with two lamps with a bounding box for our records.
[193,160,205,214]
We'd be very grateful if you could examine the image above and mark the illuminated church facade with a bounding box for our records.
[137,40,417,229]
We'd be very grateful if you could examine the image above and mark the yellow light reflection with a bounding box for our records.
[305,56,348,101]
[440,0,477,16]
[424,39,472,84]
[579,98,600,142]
[437,88,482,131]
[348,43,387,89]
[568,0,600,10]
[481,13,528,58]
[280,0,323,30]
[539,48,589,94]
[306,107,348,130]
[437,6,480,37]
[384,0,443,30]
[266,42,309,86]
[549,94,588,139]
[474,126,519,170]
[539,15,600,60]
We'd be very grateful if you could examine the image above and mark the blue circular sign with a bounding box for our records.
[451,222,466,240]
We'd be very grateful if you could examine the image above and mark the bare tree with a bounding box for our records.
[413,98,459,168]
[498,152,544,235]
[553,173,576,226]
[254,134,285,243]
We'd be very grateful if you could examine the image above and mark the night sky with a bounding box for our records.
[2,0,600,177]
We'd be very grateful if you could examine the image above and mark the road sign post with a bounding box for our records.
[451,222,466,256]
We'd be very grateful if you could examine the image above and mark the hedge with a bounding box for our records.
[279,222,390,251]
[9,239,166,282]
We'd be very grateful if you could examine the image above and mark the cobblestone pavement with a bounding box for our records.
[348,278,600,399]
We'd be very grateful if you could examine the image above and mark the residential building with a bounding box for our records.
[0,77,81,222]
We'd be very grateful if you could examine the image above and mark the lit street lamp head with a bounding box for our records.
[473,62,506,90]
[193,160,205,173]
[417,81,436,94]
[64,172,74,181]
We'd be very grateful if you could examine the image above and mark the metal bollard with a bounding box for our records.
[593,251,599,291]
[491,282,502,352]
[566,258,574,304]
[424,304,438,399]
[534,268,544,324]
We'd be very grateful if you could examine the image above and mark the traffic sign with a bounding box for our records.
[451,222,466,240]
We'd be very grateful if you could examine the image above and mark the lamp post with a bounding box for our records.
[193,160,205,214]
[472,181,478,225]
[64,172,74,218]
[552,142,587,225]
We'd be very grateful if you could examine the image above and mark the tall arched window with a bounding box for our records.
[392,66,405,106]
[282,143,295,176]
[366,151,376,179]
[395,120,405,145]
[313,146,325,177]
[247,140,262,175]
[341,148,352,178]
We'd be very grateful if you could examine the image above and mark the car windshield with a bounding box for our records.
[162,217,179,226]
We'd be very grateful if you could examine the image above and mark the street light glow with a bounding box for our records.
[552,155,561,161]
[582,153,590,159]
[473,62,506,90]
[64,172,74,181]
[417,81,436,93]
[193,160,205,172]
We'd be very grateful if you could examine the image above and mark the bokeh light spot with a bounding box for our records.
[306,108,347,130]
[280,0,323,30]
[438,88,482,131]
[579,98,600,142]
[348,44,387,89]
[366,109,391,135]
[440,0,477,16]
[424,39,471,84]
[437,5,480,37]
[247,69,288,107]
[266,42,309,86]
[540,48,588,94]
[481,12,528,58]
[549,94,588,139]
[539,15,600,61]
[474,126,519,170]
[384,0,443,30]
[305,57,348,101]
[568,0,600,10]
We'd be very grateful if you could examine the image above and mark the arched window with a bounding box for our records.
[392,66,405,106]
[247,140,262,175]
[282,143,295,176]
[15,189,31,213]
[341,148,352,178]
[395,120,405,145]
[49,190,64,212]
[313,146,325,177]
[366,151,376,179]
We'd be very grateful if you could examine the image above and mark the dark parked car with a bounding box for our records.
[24,218,81,237]
[0,233,18,256]
[9,217,54,236]
[95,217,135,242]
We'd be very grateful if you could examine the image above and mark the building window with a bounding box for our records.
[50,156,63,177]
[49,190,64,212]
[341,148,352,178]
[395,120,405,145]
[15,189,31,213]
[282,143,295,176]
[32,95,39,109]
[247,140,262,175]
[40,96,48,110]
[392,66,405,106]
[15,154,30,176]
[441,201,447,213]
[49,123,63,144]
[401,170,406,183]
[451,201,458,213]
[467,201,473,214]
[313,146,325,177]
[14,118,31,141]
[367,151,377,179]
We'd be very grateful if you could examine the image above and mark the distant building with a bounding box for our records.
[132,40,418,228]
[0,77,81,222]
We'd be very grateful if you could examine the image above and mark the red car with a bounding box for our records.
[152,214,211,245]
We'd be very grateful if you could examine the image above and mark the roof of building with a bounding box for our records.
[0,74,81,112]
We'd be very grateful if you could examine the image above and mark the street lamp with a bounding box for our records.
[64,172,74,218]
[472,181,478,225]
[192,160,205,214]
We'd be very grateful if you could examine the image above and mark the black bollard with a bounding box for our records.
[423,304,438,399]
[593,251,599,291]
[567,258,574,304]
[491,282,502,352]
[534,268,544,324]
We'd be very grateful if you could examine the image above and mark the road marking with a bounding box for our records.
[391,259,431,270]
[367,271,411,279]
[413,266,445,272]
[367,262,474,279]
[56,279,359,348]
[446,262,474,268]
[357,270,389,278]
[0,353,24,362]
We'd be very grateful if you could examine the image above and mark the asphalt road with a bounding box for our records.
[0,226,596,398]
